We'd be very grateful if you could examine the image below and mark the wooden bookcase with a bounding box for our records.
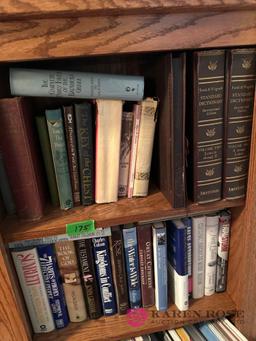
[0,1,256,341]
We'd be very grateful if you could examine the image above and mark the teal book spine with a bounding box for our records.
[46,109,73,210]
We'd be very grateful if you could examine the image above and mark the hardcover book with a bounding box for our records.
[12,248,55,333]
[75,239,102,319]
[92,237,117,316]
[46,108,73,210]
[123,225,141,308]
[109,226,129,314]
[75,102,94,205]
[55,241,87,322]
[37,244,69,329]
[182,217,192,298]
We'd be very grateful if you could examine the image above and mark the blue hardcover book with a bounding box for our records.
[122,225,141,308]
[196,322,220,341]
[92,237,117,316]
[182,217,192,298]
[37,244,69,329]
[152,222,168,311]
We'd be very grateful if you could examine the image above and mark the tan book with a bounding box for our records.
[55,241,87,322]
[95,99,123,203]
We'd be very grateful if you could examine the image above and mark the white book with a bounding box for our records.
[192,216,206,299]
[205,214,219,296]
[167,329,182,341]
[9,68,144,101]
[221,318,248,341]
[168,262,188,311]
[215,320,240,341]
[207,321,229,341]
[133,98,158,197]
[95,99,123,203]
[12,248,55,333]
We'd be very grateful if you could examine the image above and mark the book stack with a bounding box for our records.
[11,210,231,333]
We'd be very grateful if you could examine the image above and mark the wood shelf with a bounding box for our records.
[33,292,236,341]
[1,189,244,243]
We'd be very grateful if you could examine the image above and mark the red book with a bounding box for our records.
[0,97,46,220]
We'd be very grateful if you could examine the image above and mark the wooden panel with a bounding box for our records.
[0,10,255,62]
[0,1,255,20]
[1,189,244,243]
[0,235,32,341]
[34,292,236,341]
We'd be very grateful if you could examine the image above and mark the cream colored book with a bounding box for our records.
[95,99,123,203]
[133,97,158,197]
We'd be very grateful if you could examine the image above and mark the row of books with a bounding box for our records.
[11,211,231,333]
[122,318,248,341]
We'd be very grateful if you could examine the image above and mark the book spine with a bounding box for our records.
[153,223,168,311]
[216,211,231,292]
[55,241,87,322]
[92,237,117,316]
[37,244,69,328]
[109,226,129,314]
[0,152,16,214]
[127,104,141,198]
[223,48,256,199]
[133,98,158,197]
[192,50,225,203]
[46,109,73,210]
[118,111,134,197]
[123,226,141,308]
[35,116,59,206]
[192,216,206,299]
[63,105,81,205]
[75,102,94,206]
[10,68,144,101]
[137,224,155,307]
[185,219,193,298]
[204,215,219,296]
[75,239,102,319]
[11,248,55,333]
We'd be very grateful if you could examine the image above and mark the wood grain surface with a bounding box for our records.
[34,292,236,341]
[0,10,255,62]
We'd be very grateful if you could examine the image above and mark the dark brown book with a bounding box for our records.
[223,48,256,199]
[109,226,129,314]
[189,50,225,203]
[137,223,154,307]
[63,105,81,205]
[0,97,46,220]
[75,239,102,319]
[156,53,186,208]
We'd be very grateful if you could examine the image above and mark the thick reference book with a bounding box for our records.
[118,110,134,197]
[9,68,144,101]
[216,211,231,293]
[133,97,158,197]
[223,48,256,199]
[75,102,94,205]
[137,223,155,307]
[123,225,141,308]
[189,50,225,203]
[109,226,129,314]
[37,244,69,329]
[95,99,122,203]
[63,105,81,205]
[192,216,206,299]
[46,108,73,210]
[55,241,87,322]
[12,247,55,333]
[35,116,59,206]
[152,222,168,311]
[0,97,46,220]
[75,239,102,319]
[92,237,117,316]
[182,217,193,298]
[166,219,188,311]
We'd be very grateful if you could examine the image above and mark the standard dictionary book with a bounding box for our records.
[9,68,144,101]
[12,247,55,333]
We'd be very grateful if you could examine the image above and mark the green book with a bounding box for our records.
[35,116,59,206]
[45,109,73,210]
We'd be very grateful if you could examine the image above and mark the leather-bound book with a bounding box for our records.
[223,48,256,199]
[0,97,46,220]
[190,50,225,203]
